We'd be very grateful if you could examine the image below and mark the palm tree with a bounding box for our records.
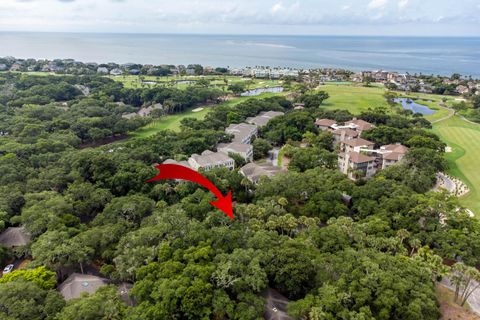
[409,238,421,256]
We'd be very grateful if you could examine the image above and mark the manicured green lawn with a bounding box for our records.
[432,116,480,215]
[401,92,457,123]
[131,93,282,138]
[320,83,390,114]
[108,75,281,90]
[319,83,455,123]
[131,107,211,138]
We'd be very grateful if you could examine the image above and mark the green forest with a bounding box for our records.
[0,72,479,319]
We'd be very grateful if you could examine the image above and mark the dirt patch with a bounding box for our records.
[437,284,480,320]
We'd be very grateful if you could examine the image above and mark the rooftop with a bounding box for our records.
[346,118,375,131]
[217,142,252,153]
[190,150,234,167]
[58,273,109,301]
[339,151,376,164]
[315,119,337,127]
[0,227,31,247]
[343,138,375,147]
[226,123,258,143]
[381,143,409,154]
[332,128,359,138]
[163,159,191,168]
[383,152,404,161]
[240,163,282,183]
[246,111,284,127]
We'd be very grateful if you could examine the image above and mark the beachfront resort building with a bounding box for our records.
[314,117,408,180]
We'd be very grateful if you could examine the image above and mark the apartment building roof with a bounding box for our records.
[381,143,409,154]
[315,119,337,127]
[246,111,284,127]
[343,138,375,147]
[346,118,375,131]
[226,123,257,142]
[217,142,252,153]
[190,150,234,167]
[339,152,376,164]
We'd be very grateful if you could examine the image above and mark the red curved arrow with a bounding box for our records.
[147,164,234,220]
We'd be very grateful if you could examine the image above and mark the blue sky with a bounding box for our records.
[1,0,479,36]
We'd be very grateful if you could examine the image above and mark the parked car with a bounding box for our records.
[2,264,14,275]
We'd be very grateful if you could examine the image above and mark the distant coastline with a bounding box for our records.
[1,32,479,77]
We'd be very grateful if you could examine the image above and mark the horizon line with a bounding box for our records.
[1,30,479,38]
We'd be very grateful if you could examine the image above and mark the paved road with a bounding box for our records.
[261,288,294,320]
[431,104,455,124]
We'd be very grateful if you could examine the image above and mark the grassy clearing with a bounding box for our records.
[131,92,282,138]
[432,116,480,215]
[320,83,390,114]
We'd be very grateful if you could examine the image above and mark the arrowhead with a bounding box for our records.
[210,191,234,220]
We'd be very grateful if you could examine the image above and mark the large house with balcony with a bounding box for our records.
[338,152,377,180]
[341,138,376,154]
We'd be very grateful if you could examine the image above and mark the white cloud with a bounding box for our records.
[0,0,477,36]
[271,2,285,13]
[398,0,409,9]
[368,0,388,10]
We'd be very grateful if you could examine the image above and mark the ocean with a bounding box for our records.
[1,32,479,77]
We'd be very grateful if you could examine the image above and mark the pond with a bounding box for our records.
[241,86,284,97]
[394,98,435,116]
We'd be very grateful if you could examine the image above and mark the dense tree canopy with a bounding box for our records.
[0,73,477,319]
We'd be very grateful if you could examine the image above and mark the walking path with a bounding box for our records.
[431,104,455,124]
[262,288,293,320]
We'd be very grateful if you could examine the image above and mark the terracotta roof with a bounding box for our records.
[342,138,375,147]
[346,119,374,131]
[383,152,403,161]
[315,119,337,127]
[332,128,359,138]
[340,151,376,164]
[381,144,409,154]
